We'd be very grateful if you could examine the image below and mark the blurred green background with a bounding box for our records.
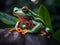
[0,0,60,45]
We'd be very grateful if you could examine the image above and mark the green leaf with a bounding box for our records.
[38,5,53,33]
[0,12,18,25]
[53,29,60,43]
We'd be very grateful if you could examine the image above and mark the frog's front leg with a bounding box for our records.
[21,22,43,35]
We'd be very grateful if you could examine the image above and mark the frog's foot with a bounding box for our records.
[5,28,16,32]
[15,28,24,33]
[21,29,27,35]
[15,28,27,35]
[5,28,27,35]
[5,28,24,33]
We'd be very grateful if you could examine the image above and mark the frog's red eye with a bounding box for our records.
[22,7,28,12]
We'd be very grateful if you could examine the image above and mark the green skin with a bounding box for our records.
[13,7,45,33]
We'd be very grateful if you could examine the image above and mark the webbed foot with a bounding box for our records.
[5,28,27,35]
[5,28,16,32]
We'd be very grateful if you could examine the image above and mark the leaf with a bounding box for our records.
[0,12,18,25]
[38,5,53,33]
[53,29,60,43]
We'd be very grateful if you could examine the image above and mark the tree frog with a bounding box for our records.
[8,6,50,38]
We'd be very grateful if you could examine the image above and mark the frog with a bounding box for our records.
[7,6,50,38]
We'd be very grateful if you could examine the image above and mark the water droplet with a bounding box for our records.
[31,0,39,4]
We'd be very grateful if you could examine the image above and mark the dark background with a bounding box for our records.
[0,0,60,45]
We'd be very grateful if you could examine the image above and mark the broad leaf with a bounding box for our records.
[53,29,60,43]
[0,12,18,25]
[38,5,53,33]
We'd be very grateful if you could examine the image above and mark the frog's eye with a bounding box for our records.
[15,10,18,12]
[22,6,28,12]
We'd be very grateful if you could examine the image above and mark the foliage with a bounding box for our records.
[38,5,53,33]
[0,12,18,28]
[53,29,60,43]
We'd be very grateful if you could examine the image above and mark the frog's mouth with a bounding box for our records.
[13,12,24,17]
[13,13,19,16]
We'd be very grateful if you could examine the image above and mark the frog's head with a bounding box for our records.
[13,6,32,17]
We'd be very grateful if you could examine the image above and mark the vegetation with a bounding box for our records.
[0,0,60,44]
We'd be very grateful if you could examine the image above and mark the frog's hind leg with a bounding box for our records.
[5,21,20,32]
[5,21,24,32]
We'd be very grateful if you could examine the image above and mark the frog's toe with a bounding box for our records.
[5,28,16,32]
[15,28,23,33]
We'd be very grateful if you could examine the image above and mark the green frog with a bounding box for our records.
[7,6,50,38]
